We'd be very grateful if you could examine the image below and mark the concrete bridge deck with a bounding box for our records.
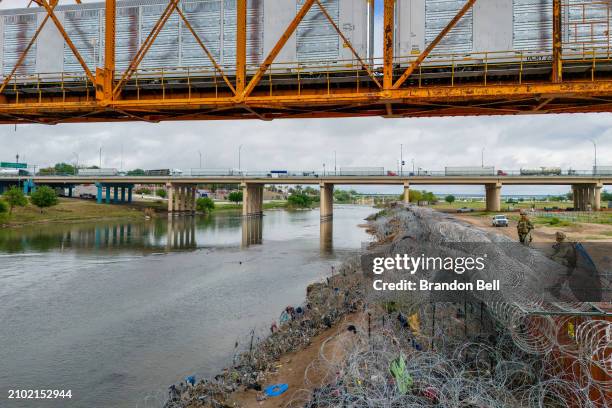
[1,174,610,217]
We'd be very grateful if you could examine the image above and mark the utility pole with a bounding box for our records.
[412,158,415,174]
[16,153,19,164]
[481,147,485,167]
[99,147,102,168]
[198,150,202,168]
[120,144,123,171]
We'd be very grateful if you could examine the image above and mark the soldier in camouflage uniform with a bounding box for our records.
[516,211,534,245]
[549,231,577,298]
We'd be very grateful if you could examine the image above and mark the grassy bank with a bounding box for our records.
[432,200,574,212]
[213,200,289,212]
[0,198,149,228]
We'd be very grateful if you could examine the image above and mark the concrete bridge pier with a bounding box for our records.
[594,183,603,211]
[242,216,263,247]
[95,183,133,205]
[167,184,197,215]
[573,184,600,211]
[320,183,334,221]
[485,183,502,212]
[242,183,263,218]
[403,182,410,204]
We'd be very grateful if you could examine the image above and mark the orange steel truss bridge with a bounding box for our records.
[3,0,612,124]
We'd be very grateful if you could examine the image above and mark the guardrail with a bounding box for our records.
[1,169,611,178]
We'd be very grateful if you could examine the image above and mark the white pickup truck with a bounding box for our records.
[492,215,509,227]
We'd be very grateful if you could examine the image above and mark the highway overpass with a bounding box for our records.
[1,174,611,218]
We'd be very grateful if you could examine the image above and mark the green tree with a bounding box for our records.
[602,190,612,202]
[408,190,423,203]
[287,192,313,208]
[54,162,76,175]
[196,197,215,213]
[334,189,352,203]
[445,195,456,204]
[0,199,8,214]
[155,188,167,198]
[228,191,243,203]
[3,186,28,214]
[127,168,146,176]
[38,167,56,175]
[30,186,59,213]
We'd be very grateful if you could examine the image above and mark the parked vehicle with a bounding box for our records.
[457,207,475,213]
[497,170,508,176]
[387,171,398,176]
[79,193,96,199]
[445,166,495,176]
[492,215,509,227]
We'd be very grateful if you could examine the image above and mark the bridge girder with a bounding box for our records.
[2,0,612,124]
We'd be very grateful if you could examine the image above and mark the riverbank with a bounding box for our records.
[0,198,294,229]
[0,198,147,228]
[168,203,609,407]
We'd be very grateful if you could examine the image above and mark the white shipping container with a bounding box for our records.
[78,168,119,176]
[445,166,495,176]
[0,0,369,79]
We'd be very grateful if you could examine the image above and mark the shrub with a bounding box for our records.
[228,191,243,203]
[196,197,215,213]
[135,187,152,195]
[3,186,28,214]
[445,195,456,204]
[155,188,167,198]
[287,193,313,208]
[0,199,8,213]
[30,186,59,213]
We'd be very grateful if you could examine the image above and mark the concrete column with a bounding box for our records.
[190,187,196,213]
[121,187,126,203]
[242,183,263,217]
[572,185,578,210]
[485,183,502,212]
[68,186,73,197]
[403,182,410,204]
[594,183,602,211]
[128,187,133,203]
[105,185,111,204]
[96,183,103,204]
[113,186,118,203]
[320,183,334,221]
[167,184,174,213]
[179,186,186,213]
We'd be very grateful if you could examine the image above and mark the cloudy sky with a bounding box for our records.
[1,0,610,195]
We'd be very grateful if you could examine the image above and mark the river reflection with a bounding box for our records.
[0,206,373,408]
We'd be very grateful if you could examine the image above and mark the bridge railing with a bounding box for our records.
[3,169,610,178]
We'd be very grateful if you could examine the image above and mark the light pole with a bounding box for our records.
[198,150,202,168]
[334,150,337,175]
[323,163,326,176]
[481,147,485,167]
[99,147,102,168]
[238,144,243,173]
[590,139,597,174]
[400,144,404,176]
[73,152,79,175]
[412,158,415,174]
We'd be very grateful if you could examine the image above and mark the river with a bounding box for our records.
[0,205,373,408]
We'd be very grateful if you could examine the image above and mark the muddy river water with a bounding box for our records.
[0,205,373,408]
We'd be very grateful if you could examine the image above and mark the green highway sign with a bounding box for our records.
[1,162,27,169]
